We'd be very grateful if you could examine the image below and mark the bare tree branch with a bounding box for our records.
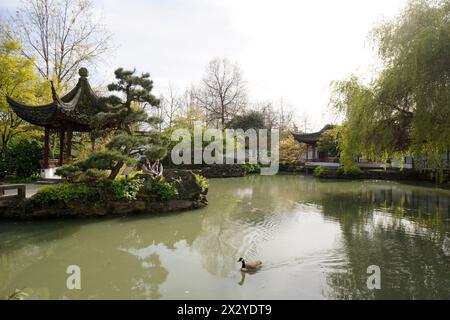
[2,0,111,87]
[193,58,247,128]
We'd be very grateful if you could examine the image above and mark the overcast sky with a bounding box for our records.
[1,0,408,131]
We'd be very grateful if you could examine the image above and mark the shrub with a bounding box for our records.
[279,160,301,172]
[313,166,329,177]
[31,183,99,205]
[337,165,362,176]
[194,173,209,193]
[280,135,305,164]
[242,163,260,174]
[0,174,39,184]
[111,177,144,200]
[150,177,178,201]
[0,159,8,179]
[1,140,43,178]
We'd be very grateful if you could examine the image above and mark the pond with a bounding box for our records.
[0,175,449,299]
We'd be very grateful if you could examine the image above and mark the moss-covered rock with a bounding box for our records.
[200,164,246,178]
[164,170,206,200]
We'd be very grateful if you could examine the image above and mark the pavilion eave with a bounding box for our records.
[6,68,106,168]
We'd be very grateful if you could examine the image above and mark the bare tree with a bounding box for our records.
[255,99,296,135]
[159,83,184,128]
[193,58,247,128]
[257,101,279,129]
[2,0,111,87]
[297,111,312,133]
[277,98,295,136]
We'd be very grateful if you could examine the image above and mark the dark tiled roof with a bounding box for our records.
[7,69,106,132]
[292,124,335,145]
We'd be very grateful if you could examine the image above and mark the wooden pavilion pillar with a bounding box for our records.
[43,126,50,169]
[66,127,73,161]
[59,129,65,166]
[306,145,309,161]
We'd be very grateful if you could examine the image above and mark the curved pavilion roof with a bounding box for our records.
[7,68,107,132]
[292,124,335,146]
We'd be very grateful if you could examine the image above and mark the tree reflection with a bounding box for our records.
[130,253,168,300]
[192,175,303,278]
[2,175,449,299]
[313,183,450,299]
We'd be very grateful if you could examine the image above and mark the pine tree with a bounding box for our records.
[58,68,167,181]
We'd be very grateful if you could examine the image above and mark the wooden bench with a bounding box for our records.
[0,184,26,207]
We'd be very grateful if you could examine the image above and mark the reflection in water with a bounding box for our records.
[0,176,449,299]
[238,272,246,286]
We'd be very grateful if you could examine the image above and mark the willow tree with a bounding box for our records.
[332,0,450,176]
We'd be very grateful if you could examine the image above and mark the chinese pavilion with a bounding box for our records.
[292,124,335,162]
[6,68,106,169]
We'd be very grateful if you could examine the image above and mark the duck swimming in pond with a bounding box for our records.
[238,257,262,272]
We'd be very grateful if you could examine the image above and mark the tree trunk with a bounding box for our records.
[221,104,225,128]
[109,160,124,180]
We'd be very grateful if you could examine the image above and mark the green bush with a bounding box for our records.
[313,166,329,177]
[279,160,301,172]
[0,140,43,179]
[111,177,144,200]
[31,183,99,205]
[194,173,209,193]
[152,177,178,201]
[1,174,40,184]
[337,165,362,176]
[242,163,260,174]
[0,159,8,179]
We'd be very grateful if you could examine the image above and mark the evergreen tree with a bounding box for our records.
[58,68,167,181]
[228,111,266,130]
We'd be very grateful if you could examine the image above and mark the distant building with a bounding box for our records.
[292,125,450,170]
[292,125,335,163]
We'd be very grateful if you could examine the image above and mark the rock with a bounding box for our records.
[166,164,247,178]
[107,200,146,215]
[165,169,206,200]
[200,164,246,178]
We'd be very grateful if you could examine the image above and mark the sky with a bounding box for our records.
[0,0,408,131]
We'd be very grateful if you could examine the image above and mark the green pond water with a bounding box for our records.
[1,175,449,300]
